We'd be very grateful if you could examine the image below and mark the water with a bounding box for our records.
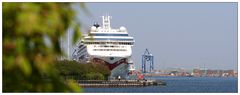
[83,76,238,93]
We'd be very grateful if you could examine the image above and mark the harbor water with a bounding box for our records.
[83,76,238,93]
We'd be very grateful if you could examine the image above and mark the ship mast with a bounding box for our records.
[102,15,111,29]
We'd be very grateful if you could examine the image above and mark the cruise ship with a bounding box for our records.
[72,15,136,79]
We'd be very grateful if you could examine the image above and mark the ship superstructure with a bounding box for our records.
[72,15,135,79]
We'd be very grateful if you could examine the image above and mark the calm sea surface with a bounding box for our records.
[83,76,238,93]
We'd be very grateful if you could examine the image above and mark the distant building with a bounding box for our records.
[152,68,237,77]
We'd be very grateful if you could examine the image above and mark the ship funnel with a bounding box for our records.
[93,22,100,28]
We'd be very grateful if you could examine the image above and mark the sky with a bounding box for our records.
[65,3,237,70]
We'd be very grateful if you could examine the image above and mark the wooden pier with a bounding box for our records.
[78,80,166,88]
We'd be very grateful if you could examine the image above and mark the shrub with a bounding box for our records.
[83,72,105,80]
[55,60,111,80]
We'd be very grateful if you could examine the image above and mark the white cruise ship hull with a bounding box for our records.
[72,15,136,79]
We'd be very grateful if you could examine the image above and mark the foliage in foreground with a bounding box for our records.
[55,60,111,80]
[3,3,84,92]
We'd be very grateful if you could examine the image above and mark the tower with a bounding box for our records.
[142,49,154,73]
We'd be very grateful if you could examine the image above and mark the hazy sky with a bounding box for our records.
[68,3,237,70]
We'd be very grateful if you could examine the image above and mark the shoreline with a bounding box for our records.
[78,80,166,88]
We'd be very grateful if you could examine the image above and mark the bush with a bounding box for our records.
[55,60,111,80]
[83,72,105,80]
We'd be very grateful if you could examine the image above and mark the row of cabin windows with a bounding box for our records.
[95,45,120,48]
[84,42,133,45]
[85,38,133,41]
[93,49,127,51]
[89,34,129,36]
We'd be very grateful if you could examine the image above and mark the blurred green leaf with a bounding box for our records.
[67,79,82,92]
[3,2,86,92]
[17,55,32,76]
[73,26,81,44]
[16,37,25,54]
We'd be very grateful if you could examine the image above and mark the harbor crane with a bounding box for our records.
[142,49,154,73]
